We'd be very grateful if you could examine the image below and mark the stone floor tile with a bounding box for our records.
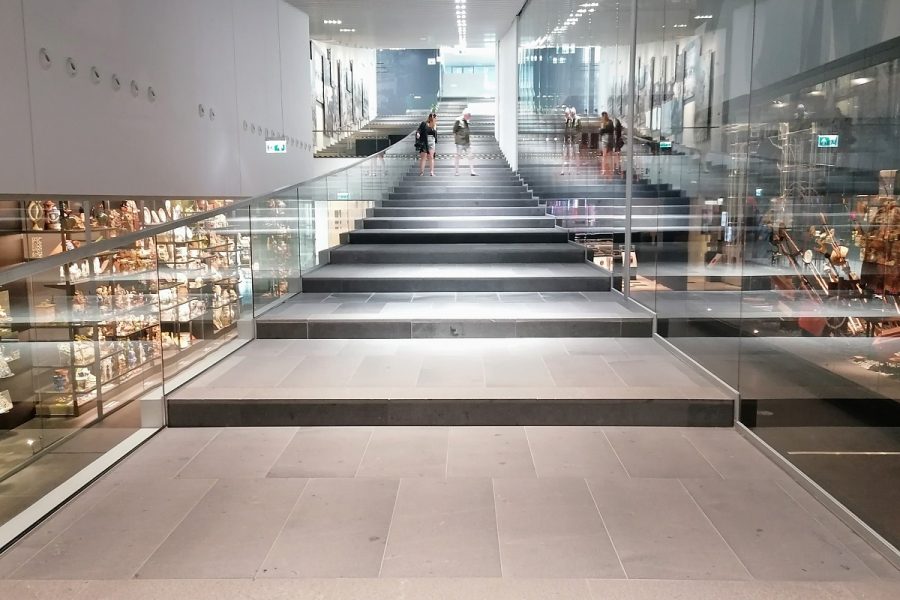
[381,479,501,577]
[259,478,397,578]
[680,429,790,481]
[447,427,536,478]
[9,478,215,580]
[604,428,720,479]
[268,428,373,478]
[177,428,296,479]
[493,478,624,578]
[103,428,221,483]
[483,355,555,388]
[587,478,750,580]
[328,578,592,600]
[137,478,306,579]
[416,355,485,387]
[526,427,628,479]
[5,581,89,600]
[75,579,334,600]
[348,355,424,388]
[542,354,624,387]
[682,478,876,581]
[356,427,449,478]
[277,355,365,388]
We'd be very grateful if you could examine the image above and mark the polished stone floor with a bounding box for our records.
[1,426,898,599]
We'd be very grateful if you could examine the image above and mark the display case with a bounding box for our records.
[28,241,162,417]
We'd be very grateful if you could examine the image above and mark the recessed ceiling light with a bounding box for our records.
[339,28,356,32]
[323,19,342,25]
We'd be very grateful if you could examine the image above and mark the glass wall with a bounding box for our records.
[517,0,900,550]
[0,135,415,536]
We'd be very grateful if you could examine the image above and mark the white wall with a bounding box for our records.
[496,18,518,171]
[0,0,36,193]
[0,0,314,198]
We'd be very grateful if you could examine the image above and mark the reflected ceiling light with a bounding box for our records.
[580,2,599,6]
[323,19,342,25]
[851,77,873,85]
[672,23,688,28]
[807,89,825,96]
[694,14,713,20]
[339,28,356,32]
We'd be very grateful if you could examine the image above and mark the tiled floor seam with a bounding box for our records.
[171,428,225,480]
[601,430,632,477]
[2,481,119,579]
[584,477,629,579]
[252,478,311,579]
[352,429,376,478]
[680,431,727,480]
[771,477,883,579]
[376,479,403,577]
[129,478,218,579]
[490,478,505,577]
[677,478,755,580]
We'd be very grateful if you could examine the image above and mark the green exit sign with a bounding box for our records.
[817,134,839,148]
[336,192,351,200]
[266,139,287,153]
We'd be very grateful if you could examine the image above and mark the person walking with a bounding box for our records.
[453,109,477,176]
[416,113,438,176]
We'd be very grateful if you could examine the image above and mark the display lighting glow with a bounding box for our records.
[323,19,342,25]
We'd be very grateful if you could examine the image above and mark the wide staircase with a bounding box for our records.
[301,141,610,295]
[166,135,732,427]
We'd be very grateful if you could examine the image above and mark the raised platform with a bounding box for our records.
[166,337,733,427]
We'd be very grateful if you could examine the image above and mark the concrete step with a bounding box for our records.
[300,263,611,293]
[328,243,587,264]
[393,185,529,194]
[381,198,541,208]
[388,191,534,200]
[372,206,547,217]
[360,216,556,229]
[347,228,570,244]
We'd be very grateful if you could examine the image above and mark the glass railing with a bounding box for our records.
[0,131,415,539]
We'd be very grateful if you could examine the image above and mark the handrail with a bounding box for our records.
[0,129,417,286]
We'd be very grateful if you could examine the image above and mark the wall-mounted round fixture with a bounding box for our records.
[111,74,121,91]
[265,128,270,137]
[250,124,256,134]
[65,57,78,77]
[243,120,248,131]
[130,80,140,97]
[208,107,215,121]
[147,86,157,102]
[256,125,262,136]
[198,103,206,118]
[90,66,101,84]
[38,48,51,69]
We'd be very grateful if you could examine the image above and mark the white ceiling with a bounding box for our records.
[288,0,526,48]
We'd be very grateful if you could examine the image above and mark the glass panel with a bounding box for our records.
[250,189,302,315]
[156,205,253,393]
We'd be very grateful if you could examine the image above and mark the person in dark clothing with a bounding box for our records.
[599,111,615,173]
[416,113,438,176]
[613,118,624,172]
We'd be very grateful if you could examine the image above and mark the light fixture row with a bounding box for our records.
[455,0,467,48]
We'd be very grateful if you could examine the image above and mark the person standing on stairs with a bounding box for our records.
[453,109,477,176]
[416,113,438,176]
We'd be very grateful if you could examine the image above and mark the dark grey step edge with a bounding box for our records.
[300,276,611,293]
[167,398,734,427]
[256,318,652,340]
